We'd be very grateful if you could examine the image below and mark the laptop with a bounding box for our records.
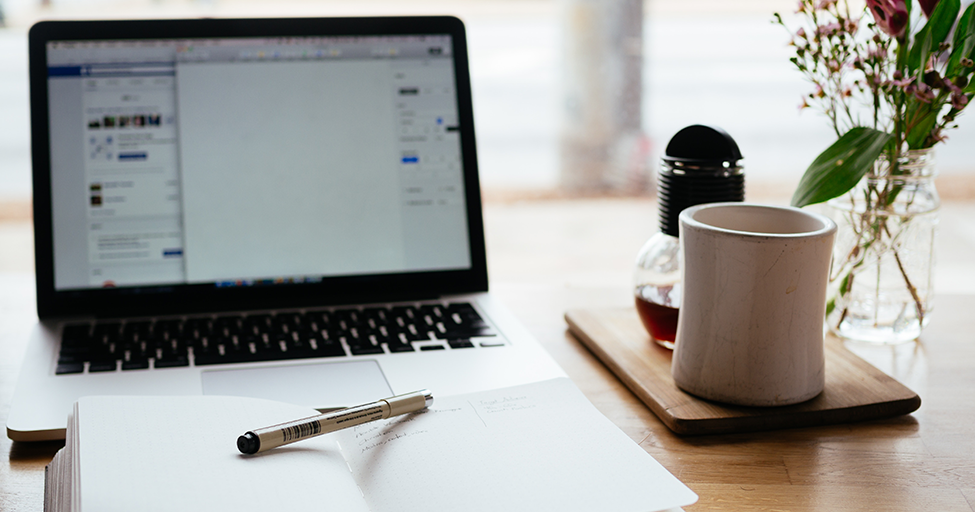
[8,16,565,442]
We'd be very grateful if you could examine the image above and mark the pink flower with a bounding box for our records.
[919,0,940,18]
[944,77,963,94]
[891,75,914,87]
[817,22,842,36]
[913,82,936,102]
[866,0,909,38]
[951,91,969,109]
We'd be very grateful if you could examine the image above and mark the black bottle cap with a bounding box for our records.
[658,125,744,237]
[662,124,742,167]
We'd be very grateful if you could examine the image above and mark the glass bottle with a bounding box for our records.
[634,125,744,349]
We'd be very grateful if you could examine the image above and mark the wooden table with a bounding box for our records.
[2,274,974,511]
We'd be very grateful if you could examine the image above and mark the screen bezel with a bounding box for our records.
[29,16,488,319]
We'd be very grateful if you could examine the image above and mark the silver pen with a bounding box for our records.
[237,389,434,454]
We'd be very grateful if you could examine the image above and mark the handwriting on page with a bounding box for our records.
[352,407,463,455]
[477,395,536,414]
[348,394,542,457]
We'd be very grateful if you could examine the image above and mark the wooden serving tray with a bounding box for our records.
[565,308,921,435]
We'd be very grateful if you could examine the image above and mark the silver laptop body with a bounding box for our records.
[8,16,564,442]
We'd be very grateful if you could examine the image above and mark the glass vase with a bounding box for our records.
[825,148,939,344]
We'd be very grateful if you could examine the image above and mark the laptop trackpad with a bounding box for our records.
[200,360,393,409]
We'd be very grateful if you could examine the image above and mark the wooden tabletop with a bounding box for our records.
[1,274,974,511]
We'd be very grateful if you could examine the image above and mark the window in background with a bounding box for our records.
[1,0,974,203]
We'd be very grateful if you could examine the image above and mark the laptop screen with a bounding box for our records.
[30,18,487,318]
[46,35,470,291]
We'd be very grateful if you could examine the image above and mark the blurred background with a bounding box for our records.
[1,0,974,288]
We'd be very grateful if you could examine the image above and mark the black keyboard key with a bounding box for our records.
[436,303,497,338]
[122,321,151,342]
[335,309,365,327]
[275,312,303,329]
[420,345,445,351]
[154,356,189,368]
[155,319,182,336]
[193,338,250,365]
[437,325,496,339]
[157,339,186,358]
[218,351,259,365]
[193,355,221,366]
[349,343,384,355]
[307,336,345,357]
[89,343,120,362]
[418,305,446,319]
[122,359,150,371]
[362,307,391,323]
[59,336,91,347]
[58,343,90,355]
[216,337,259,364]
[389,306,419,324]
[448,339,475,349]
[88,361,117,372]
[184,318,213,339]
[57,353,86,364]
[55,363,85,375]
[347,331,384,355]
[298,312,323,333]
[403,324,432,342]
[214,315,243,333]
[386,341,415,353]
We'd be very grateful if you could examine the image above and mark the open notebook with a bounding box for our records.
[45,378,697,512]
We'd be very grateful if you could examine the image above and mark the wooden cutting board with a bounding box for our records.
[565,308,921,435]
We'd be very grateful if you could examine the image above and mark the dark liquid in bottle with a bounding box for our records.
[634,284,680,349]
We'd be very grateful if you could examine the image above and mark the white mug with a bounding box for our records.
[671,203,837,407]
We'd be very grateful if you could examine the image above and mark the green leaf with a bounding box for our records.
[908,24,934,75]
[908,0,960,72]
[929,0,960,43]
[947,2,975,75]
[907,107,940,148]
[791,128,893,208]
[965,80,975,93]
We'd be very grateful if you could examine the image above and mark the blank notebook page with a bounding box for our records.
[77,396,368,512]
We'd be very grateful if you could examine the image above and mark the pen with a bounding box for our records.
[236,389,434,454]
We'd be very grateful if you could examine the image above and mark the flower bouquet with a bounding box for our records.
[775,0,975,342]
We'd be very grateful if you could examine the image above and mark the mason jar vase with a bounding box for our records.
[825,148,939,344]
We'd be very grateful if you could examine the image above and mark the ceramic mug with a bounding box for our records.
[671,203,837,407]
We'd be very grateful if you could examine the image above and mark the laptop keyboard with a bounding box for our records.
[55,302,499,375]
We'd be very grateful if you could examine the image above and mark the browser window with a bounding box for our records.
[45,35,471,291]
